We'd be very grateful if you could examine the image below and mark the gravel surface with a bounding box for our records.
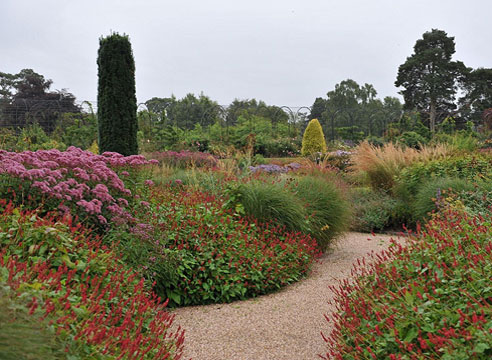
[172,232,401,360]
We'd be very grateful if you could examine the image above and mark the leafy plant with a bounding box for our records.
[412,177,475,223]
[350,187,400,232]
[0,203,185,359]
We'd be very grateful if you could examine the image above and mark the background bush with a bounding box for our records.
[350,187,400,232]
[412,177,475,223]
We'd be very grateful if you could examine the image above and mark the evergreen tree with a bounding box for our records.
[301,118,327,156]
[395,29,467,133]
[97,33,138,155]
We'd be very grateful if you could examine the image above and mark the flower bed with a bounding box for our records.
[112,187,321,306]
[322,209,492,359]
[0,200,184,359]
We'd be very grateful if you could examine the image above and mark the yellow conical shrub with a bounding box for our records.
[301,118,327,156]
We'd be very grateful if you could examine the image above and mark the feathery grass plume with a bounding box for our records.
[350,141,418,191]
[350,141,452,192]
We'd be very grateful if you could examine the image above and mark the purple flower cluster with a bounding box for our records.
[149,150,219,169]
[0,147,157,226]
[249,162,302,174]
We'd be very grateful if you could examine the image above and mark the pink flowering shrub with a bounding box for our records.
[0,147,158,231]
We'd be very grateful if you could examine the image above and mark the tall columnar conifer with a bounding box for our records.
[301,118,327,156]
[97,33,138,155]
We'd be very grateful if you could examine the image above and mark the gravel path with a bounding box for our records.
[172,232,400,360]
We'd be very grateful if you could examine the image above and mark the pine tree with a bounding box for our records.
[97,33,138,155]
[301,118,327,156]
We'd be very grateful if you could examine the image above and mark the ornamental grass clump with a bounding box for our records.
[350,141,451,192]
[321,208,492,359]
[224,180,309,234]
[290,175,350,251]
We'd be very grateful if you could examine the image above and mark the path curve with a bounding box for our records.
[172,232,400,360]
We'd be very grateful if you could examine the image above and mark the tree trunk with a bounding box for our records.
[429,99,436,133]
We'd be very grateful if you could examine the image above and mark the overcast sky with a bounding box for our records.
[1,0,491,106]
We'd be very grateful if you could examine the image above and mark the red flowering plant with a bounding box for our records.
[0,147,158,232]
[108,186,321,307]
[0,199,185,359]
[321,208,492,359]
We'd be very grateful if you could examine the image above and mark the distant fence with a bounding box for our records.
[0,99,477,141]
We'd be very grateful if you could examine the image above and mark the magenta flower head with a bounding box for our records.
[144,179,154,186]
[175,179,183,185]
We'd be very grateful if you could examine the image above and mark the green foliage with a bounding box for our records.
[97,32,138,155]
[0,286,65,360]
[397,131,427,149]
[432,131,479,152]
[335,126,365,142]
[290,176,350,250]
[225,180,308,234]
[395,154,492,199]
[0,128,17,151]
[15,123,66,151]
[51,113,98,150]
[412,177,475,223]
[350,187,400,232]
[301,118,327,156]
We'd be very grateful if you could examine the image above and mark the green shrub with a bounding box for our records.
[0,128,18,151]
[432,132,479,152]
[350,187,399,232]
[397,130,427,149]
[412,177,475,223]
[290,175,350,250]
[15,124,67,151]
[301,118,327,156]
[395,154,492,199]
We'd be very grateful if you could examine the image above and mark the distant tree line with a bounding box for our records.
[310,29,492,140]
[2,28,491,153]
[0,69,80,132]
